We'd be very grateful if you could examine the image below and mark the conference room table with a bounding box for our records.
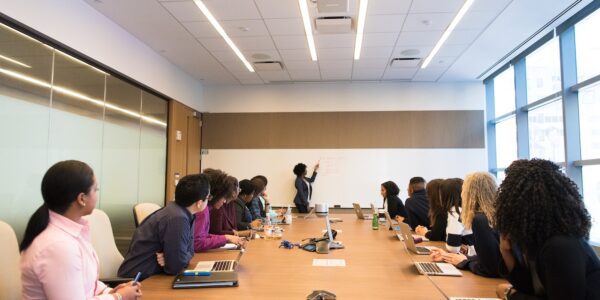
[141,214,507,299]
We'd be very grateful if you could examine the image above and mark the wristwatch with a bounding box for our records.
[503,286,514,300]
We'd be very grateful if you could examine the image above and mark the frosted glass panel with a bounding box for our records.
[139,92,167,206]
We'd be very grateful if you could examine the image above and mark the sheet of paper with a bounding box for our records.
[312,259,346,267]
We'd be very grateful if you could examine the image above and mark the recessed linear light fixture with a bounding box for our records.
[0,53,31,68]
[421,0,474,69]
[298,0,317,61]
[354,0,369,60]
[193,0,255,72]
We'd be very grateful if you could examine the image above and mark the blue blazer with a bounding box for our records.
[293,171,317,206]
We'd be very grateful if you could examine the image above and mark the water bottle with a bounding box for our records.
[285,205,292,224]
[372,212,379,230]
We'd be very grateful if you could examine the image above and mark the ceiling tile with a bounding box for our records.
[318,48,354,60]
[264,18,305,35]
[412,66,448,81]
[402,13,454,31]
[409,0,464,13]
[246,50,282,62]
[239,78,265,85]
[321,69,352,80]
[288,69,321,81]
[198,37,231,52]
[436,44,469,57]
[280,49,312,60]
[360,47,393,59]
[283,60,319,71]
[392,45,433,57]
[257,70,291,82]
[364,15,406,33]
[395,31,442,46]
[469,0,512,12]
[202,0,261,20]
[316,34,355,48]
[455,10,499,30]
[427,56,458,68]
[352,68,385,80]
[161,1,207,22]
[353,57,389,69]
[383,67,418,80]
[211,50,239,62]
[367,0,411,15]
[231,36,276,50]
[446,29,480,45]
[182,21,218,38]
[319,60,353,71]
[221,20,270,37]
[255,0,302,19]
[273,35,308,49]
[362,32,399,47]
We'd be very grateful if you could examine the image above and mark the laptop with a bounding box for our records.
[384,211,403,240]
[398,222,432,255]
[325,215,344,250]
[414,261,462,277]
[352,203,373,220]
[172,250,244,288]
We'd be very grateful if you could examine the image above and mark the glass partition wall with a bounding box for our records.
[0,21,168,250]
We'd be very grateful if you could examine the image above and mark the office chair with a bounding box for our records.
[133,203,161,227]
[0,221,21,300]
[83,209,131,287]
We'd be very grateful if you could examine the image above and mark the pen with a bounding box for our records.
[132,272,141,286]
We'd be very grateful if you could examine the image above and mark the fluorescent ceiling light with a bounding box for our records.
[0,53,31,68]
[193,0,255,72]
[421,0,474,69]
[298,0,317,61]
[354,0,369,60]
[0,67,166,127]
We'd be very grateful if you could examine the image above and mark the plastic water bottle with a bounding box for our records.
[372,212,379,230]
[285,205,292,224]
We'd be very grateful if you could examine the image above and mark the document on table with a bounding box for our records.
[312,259,346,267]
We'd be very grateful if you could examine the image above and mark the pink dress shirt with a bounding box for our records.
[193,206,227,252]
[20,210,113,300]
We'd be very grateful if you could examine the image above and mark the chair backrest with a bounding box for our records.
[83,209,123,278]
[133,203,161,227]
[0,221,21,300]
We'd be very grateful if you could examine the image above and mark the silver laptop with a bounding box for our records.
[352,203,373,220]
[398,222,433,255]
[172,250,244,288]
[384,211,403,239]
[414,261,462,277]
[325,215,344,249]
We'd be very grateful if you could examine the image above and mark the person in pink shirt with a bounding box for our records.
[20,160,141,300]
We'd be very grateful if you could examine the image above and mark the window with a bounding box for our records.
[495,117,517,168]
[526,39,562,102]
[528,99,565,162]
[579,83,600,160]
[582,166,600,244]
[494,67,515,117]
[575,8,600,83]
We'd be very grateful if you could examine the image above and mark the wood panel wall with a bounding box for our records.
[202,110,485,149]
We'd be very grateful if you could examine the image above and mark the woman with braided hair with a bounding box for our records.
[494,159,600,300]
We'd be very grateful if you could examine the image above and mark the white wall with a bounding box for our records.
[0,0,204,110]
[201,82,488,208]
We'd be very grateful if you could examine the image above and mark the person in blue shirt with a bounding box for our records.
[118,174,210,280]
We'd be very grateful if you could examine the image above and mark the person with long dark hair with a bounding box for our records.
[20,160,141,300]
[380,181,408,221]
[494,159,600,299]
[292,162,319,213]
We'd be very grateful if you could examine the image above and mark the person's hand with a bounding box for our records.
[250,219,262,229]
[395,215,404,223]
[442,252,467,266]
[155,252,165,267]
[112,282,142,300]
[429,247,446,262]
[314,162,320,171]
[496,283,514,299]
[415,225,428,236]
[226,234,245,246]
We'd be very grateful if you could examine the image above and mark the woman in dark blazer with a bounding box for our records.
[293,162,319,213]
[381,181,407,222]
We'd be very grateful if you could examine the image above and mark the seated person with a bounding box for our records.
[381,181,408,222]
[415,179,445,241]
[493,159,600,299]
[209,175,239,236]
[21,160,141,300]
[118,173,210,280]
[404,176,430,229]
[247,176,267,220]
[429,172,501,278]
[234,179,262,230]
[193,169,244,251]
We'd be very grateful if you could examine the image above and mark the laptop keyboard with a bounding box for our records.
[212,261,233,271]
[419,262,443,274]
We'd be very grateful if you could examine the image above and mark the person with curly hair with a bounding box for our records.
[494,159,600,300]
[292,162,319,213]
[429,172,501,278]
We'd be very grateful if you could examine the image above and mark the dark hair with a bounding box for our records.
[293,163,307,176]
[381,181,400,197]
[239,179,255,196]
[426,179,444,226]
[495,159,591,256]
[20,160,94,251]
[252,175,268,186]
[440,178,463,215]
[251,177,266,196]
[175,174,210,207]
[202,168,234,206]
[409,176,426,191]
[225,176,239,200]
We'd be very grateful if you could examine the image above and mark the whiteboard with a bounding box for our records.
[200,149,487,208]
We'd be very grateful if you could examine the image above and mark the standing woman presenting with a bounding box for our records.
[293,162,319,213]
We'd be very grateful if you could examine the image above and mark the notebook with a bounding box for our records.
[172,250,244,288]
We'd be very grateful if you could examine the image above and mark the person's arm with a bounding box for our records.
[295,177,309,204]
[470,215,501,277]
[193,212,227,252]
[306,171,318,183]
[445,212,463,253]
[248,198,262,221]
[209,206,234,235]
[35,241,115,300]
[234,202,251,230]
[162,217,194,274]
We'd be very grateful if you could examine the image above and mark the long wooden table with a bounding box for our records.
[141,214,506,299]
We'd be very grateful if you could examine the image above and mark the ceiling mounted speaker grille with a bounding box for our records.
[390,58,422,68]
[316,0,349,13]
[253,61,284,71]
[315,16,352,34]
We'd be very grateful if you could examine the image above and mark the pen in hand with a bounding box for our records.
[132,271,142,286]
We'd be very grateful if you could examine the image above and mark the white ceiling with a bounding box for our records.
[82,0,590,85]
